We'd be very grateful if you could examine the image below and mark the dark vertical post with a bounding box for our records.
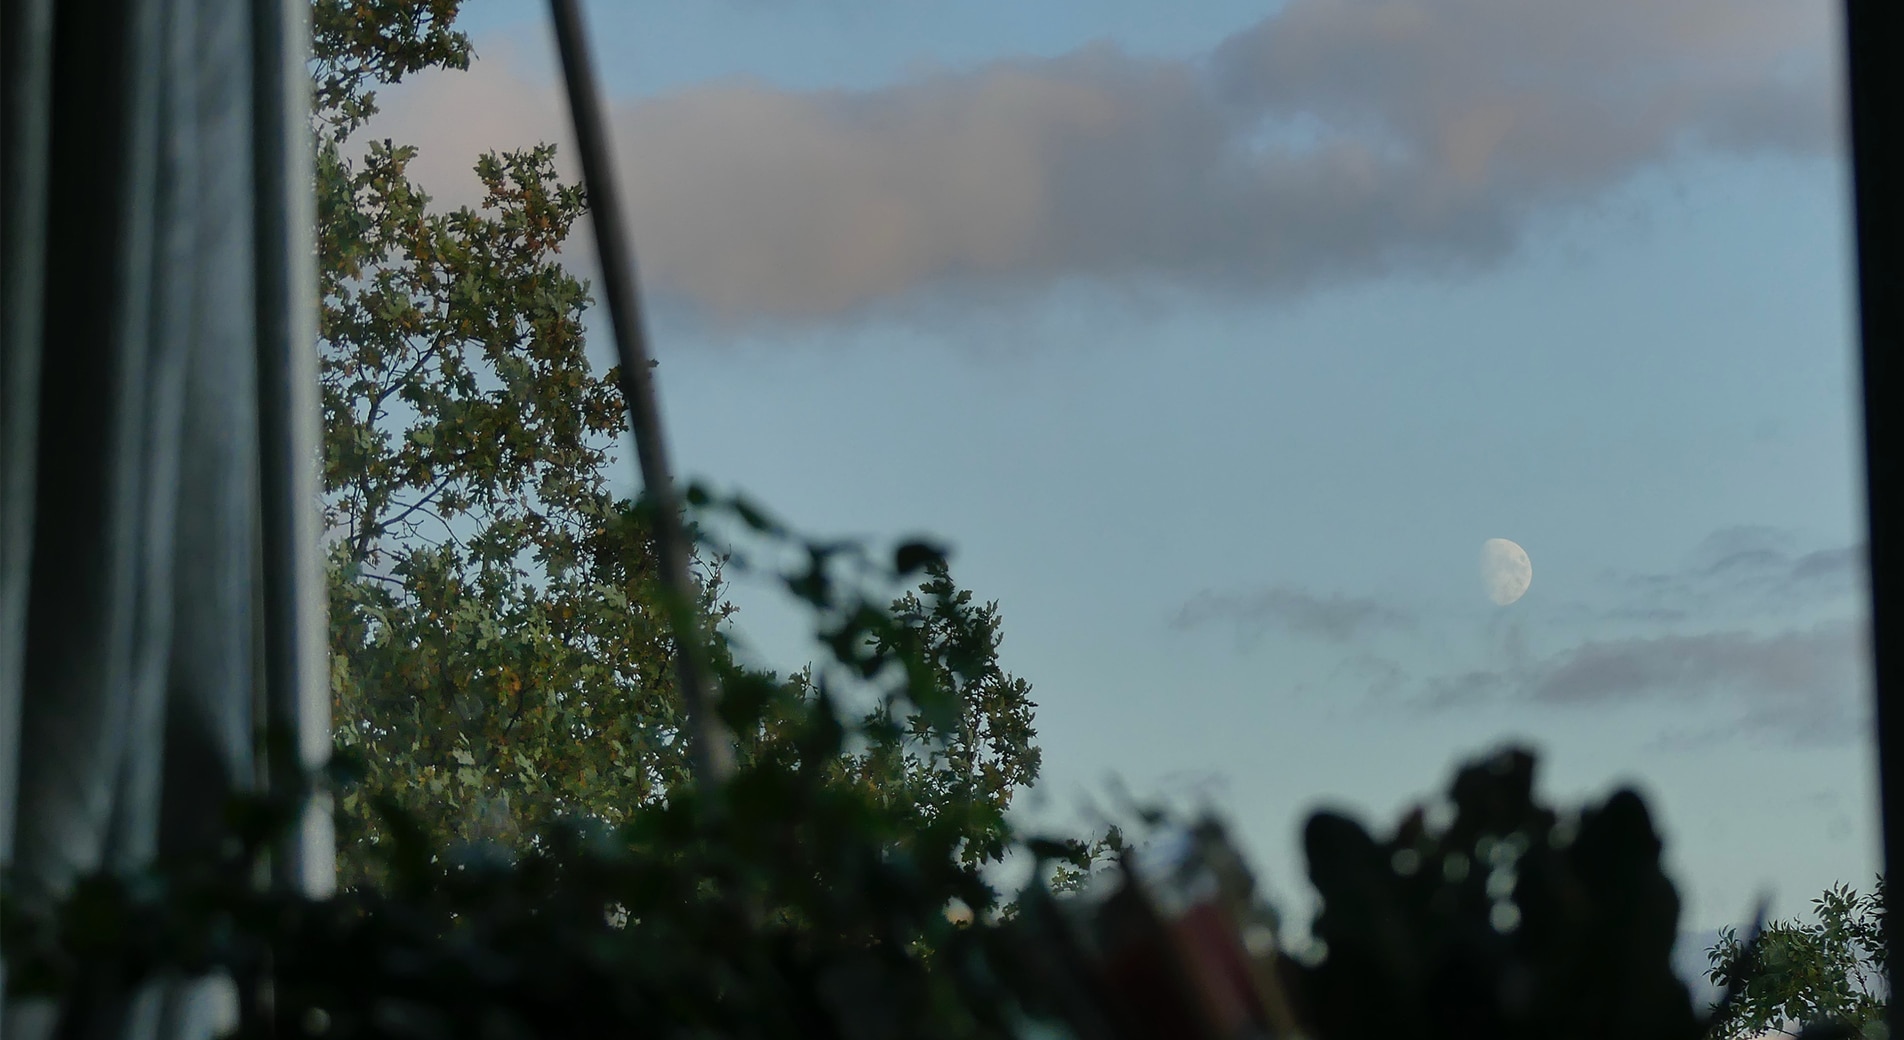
[1843,0,1902,1011]
[0,0,55,1018]
[546,0,736,785]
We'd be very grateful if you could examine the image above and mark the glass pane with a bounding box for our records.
[360,0,1873,1016]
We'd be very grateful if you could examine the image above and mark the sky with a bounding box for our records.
[368,0,1877,939]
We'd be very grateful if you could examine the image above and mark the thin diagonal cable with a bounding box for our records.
[548,0,735,786]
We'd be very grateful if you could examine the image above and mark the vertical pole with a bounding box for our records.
[253,0,334,896]
[1843,0,1902,1015]
[546,0,736,786]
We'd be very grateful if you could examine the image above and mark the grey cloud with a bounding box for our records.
[372,0,1838,319]
[1336,652,1408,699]
[1419,667,1512,709]
[1612,529,1867,619]
[1690,525,1799,575]
[1532,620,1865,707]
[1173,587,1410,643]
[1790,545,1866,585]
[1604,606,1693,624]
[1700,548,1788,578]
[1423,618,1871,742]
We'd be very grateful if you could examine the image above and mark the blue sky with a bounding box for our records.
[375,0,1875,934]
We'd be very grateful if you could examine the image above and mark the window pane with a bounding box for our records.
[366,0,1873,1003]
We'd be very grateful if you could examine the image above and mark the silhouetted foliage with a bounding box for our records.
[1287,747,1704,1040]
[8,716,1824,1039]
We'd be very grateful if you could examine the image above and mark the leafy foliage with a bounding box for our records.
[312,0,1051,893]
[1048,827,1129,896]
[2,706,1029,1039]
[689,489,1048,875]
[1707,880,1888,1040]
[316,117,719,884]
[0,510,1090,1039]
[845,565,1043,867]
[311,0,471,138]
[4,708,1758,1040]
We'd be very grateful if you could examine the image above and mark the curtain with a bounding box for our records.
[0,0,330,1036]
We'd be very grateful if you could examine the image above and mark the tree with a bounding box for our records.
[310,0,1047,889]
[313,1,733,886]
[1707,879,1887,1040]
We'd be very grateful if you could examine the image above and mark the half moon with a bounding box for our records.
[1481,538,1532,606]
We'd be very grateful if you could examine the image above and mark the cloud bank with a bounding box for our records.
[371,0,1841,319]
[1424,530,1872,742]
[1613,527,1869,621]
[1185,529,1871,743]
[1430,618,1870,742]
[1173,586,1411,643]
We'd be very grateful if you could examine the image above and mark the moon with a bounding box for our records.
[1481,538,1532,606]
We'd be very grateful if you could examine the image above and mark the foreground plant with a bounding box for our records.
[1706,879,1887,1040]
